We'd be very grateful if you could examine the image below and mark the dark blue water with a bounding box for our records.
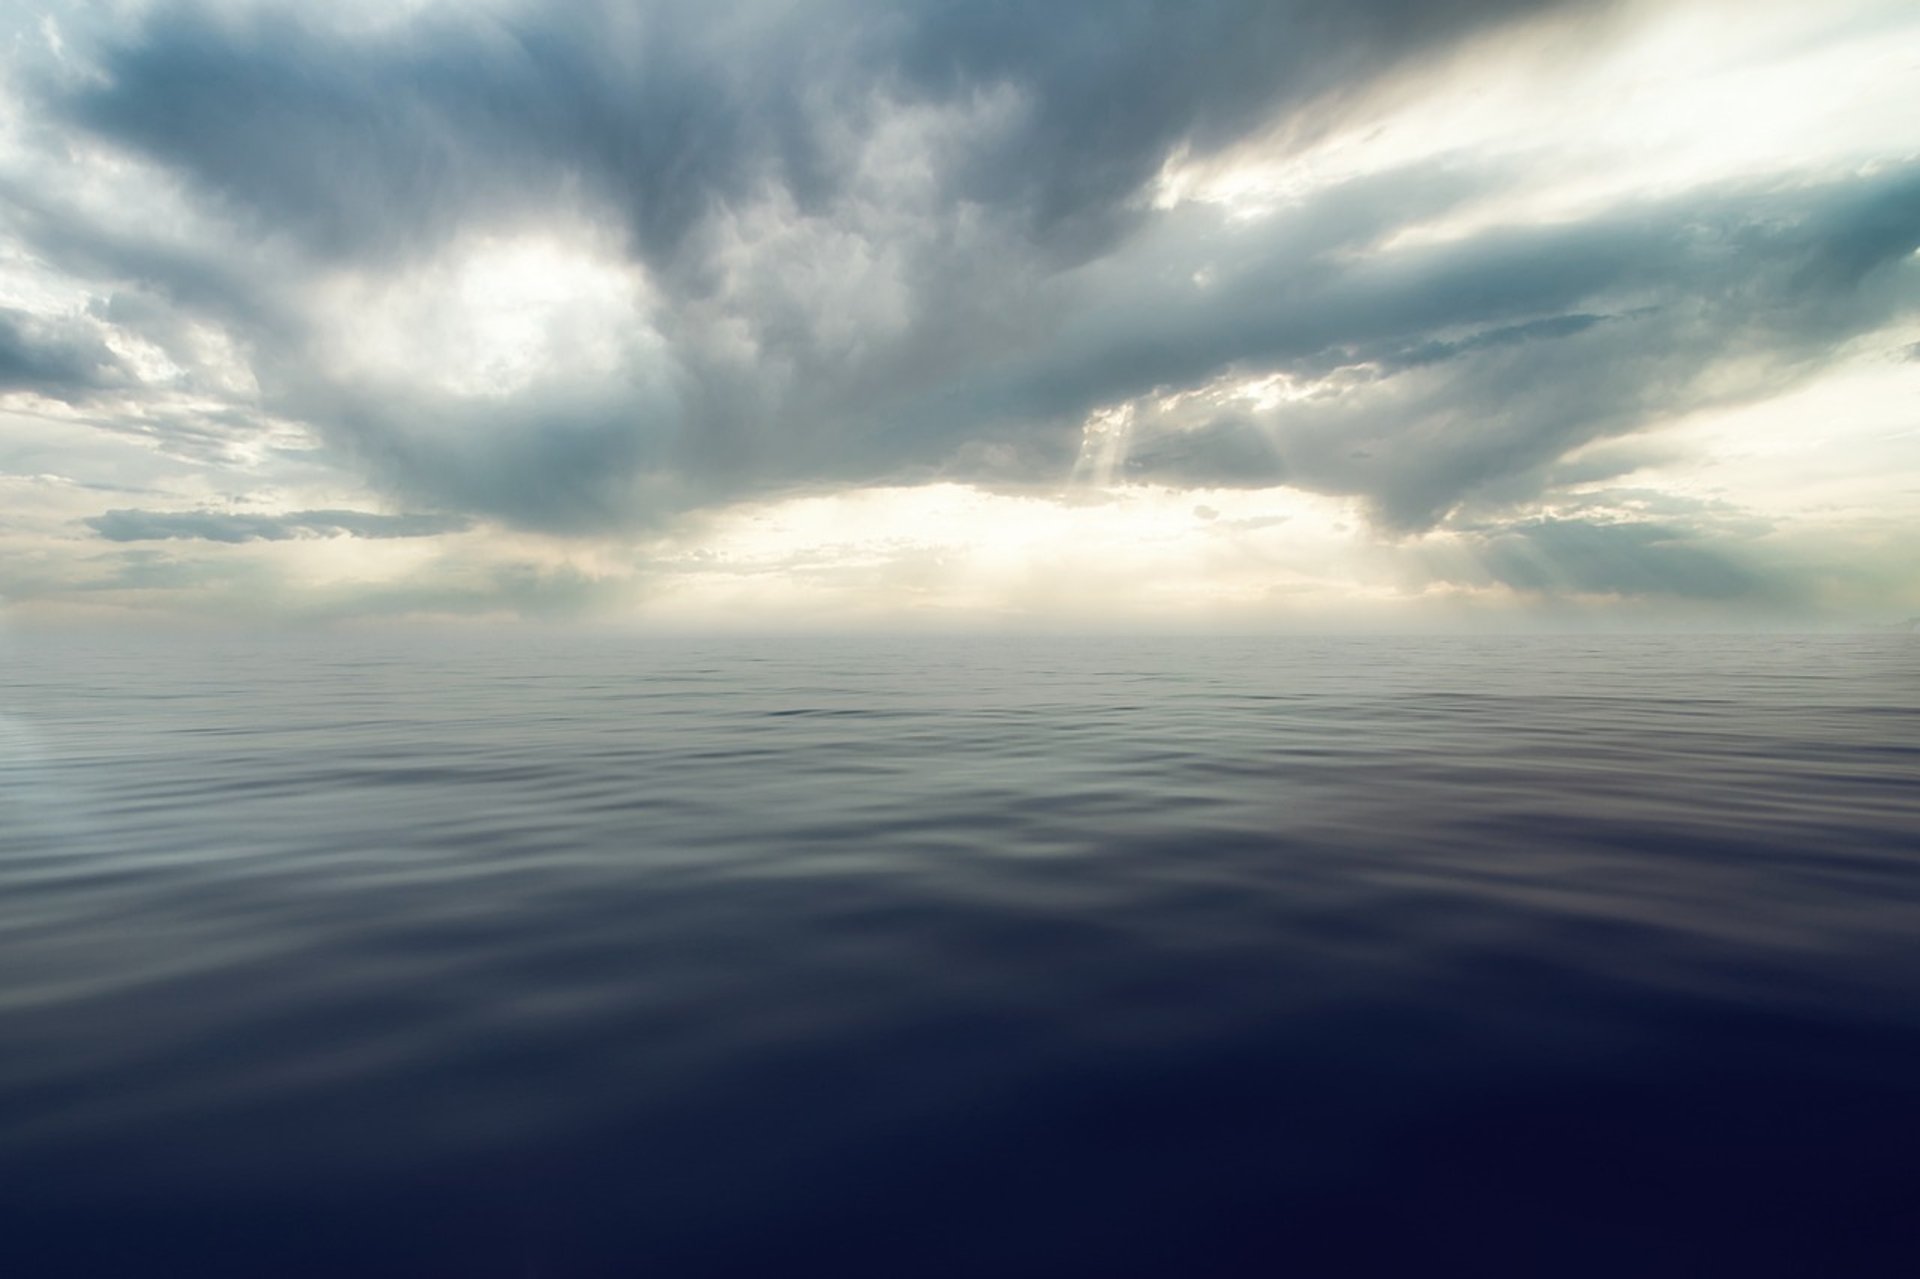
[3,632,1917,1276]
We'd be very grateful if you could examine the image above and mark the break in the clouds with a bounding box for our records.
[0,0,1916,625]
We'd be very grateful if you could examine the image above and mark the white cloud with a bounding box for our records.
[314,227,656,399]
[0,0,1914,626]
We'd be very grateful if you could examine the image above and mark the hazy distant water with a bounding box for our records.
[2,632,1917,1277]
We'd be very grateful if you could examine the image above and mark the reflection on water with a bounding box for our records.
[2,633,1917,1276]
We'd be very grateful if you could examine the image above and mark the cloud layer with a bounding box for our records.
[85,509,472,543]
[1,0,1915,623]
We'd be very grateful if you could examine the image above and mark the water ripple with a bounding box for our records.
[1,633,1917,1275]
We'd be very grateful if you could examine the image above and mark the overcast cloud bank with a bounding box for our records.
[1,0,1915,625]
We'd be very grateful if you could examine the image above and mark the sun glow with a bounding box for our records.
[320,230,655,399]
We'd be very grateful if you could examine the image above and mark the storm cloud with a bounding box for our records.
[0,307,126,398]
[1464,518,1775,603]
[1,0,1915,620]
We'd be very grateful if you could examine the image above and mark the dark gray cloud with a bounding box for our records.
[63,4,754,272]
[85,508,471,543]
[887,0,1586,261]
[0,307,126,398]
[1124,416,1286,486]
[60,0,1580,272]
[1461,518,1777,602]
[8,0,1915,592]
[1090,166,1920,527]
[17,0,1601,529]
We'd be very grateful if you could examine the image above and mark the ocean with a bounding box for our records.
[2,632,1916,1276]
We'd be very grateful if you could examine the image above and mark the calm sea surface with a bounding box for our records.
[2,632,1917,1276]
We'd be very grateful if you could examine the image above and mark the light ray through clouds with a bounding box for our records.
[0,0,1915,627]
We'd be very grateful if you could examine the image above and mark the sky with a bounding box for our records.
[0,0,1916,629]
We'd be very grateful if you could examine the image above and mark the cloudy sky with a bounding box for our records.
[1,0,1915,628]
